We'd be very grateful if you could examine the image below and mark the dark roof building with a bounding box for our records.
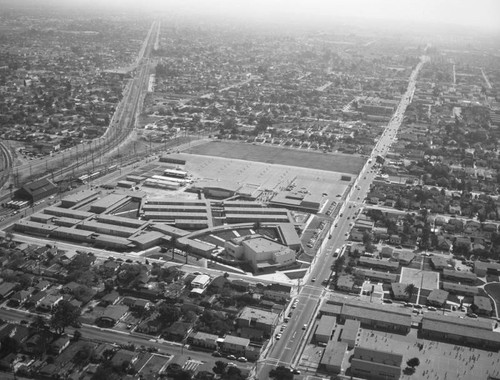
[16,178,58,202]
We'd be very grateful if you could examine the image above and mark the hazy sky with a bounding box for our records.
[23,0,500,33]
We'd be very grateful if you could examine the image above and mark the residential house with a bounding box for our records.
[427,289,449,307]
[262,283,292,302]
[50,335,71,355]
[187,331,219,351]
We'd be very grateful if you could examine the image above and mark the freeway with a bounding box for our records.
[2,20,160,193]
[255,55,429,379]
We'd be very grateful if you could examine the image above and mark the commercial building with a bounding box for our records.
[236,307,279,333]
[269,189,323,213]
[225,235,296,272]
[320,341,347,374]
[340,319,360,349]
[220,335,250,356]
[350,346,403,380]
[315,315,336,343]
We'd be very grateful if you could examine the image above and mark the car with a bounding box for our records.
[395,245,402,249]
[237,357,248,362]
[383,299,393,304]
[126,324,133,329]
[427,306,437,311]
[291,368,301,375]
[404,302,413,307]
[227,355,237,360]
[302,324,307,330]
[467,313,478,319]
[451,305,457,311]
[212,351,222,357]
[414,304,423,309]
[291,304,297,309]
[275,334,282,340]
[311,278,316,282]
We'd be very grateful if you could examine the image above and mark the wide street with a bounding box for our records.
[254,54,428,379]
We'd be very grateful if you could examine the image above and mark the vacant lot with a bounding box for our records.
[185,141,365,174]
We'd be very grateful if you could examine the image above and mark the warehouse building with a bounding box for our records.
[340,319,360,349]
[96,214,148,229]
[77,220,138,238]
[16,178,58,203]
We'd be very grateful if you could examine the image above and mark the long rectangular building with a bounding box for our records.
[44,206,93,220]
[77,220,137,237]
[338,299,412,334]
[96,214,148,229]
[90,194,128,214]
[420,314,500,350]
[142,204,208,213]
[61,190,99,208]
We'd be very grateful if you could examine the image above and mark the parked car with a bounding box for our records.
[275,334,282,340]
[237,357,248,363]
[227,355,236,360]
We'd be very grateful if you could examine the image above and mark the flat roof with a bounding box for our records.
[61,189,98,205]
[94,234,132,245]
[142,205,208,212]
[341,301,412,328]
[422,313,492,330]
[78,220,137,235]
[422,318,500,344]
[129,231,164,245]
[143,212,208,219]
[44,206,93,219]
[342,319,361,342]
[55,226,94,237]
[150,223,190,237]
[321,341,348,368]
[356,268,399,282]
[96,214,147,228]
[238,306,279,326]
[223,335,250,346]
[442,269,477,281]
[359,257,399,269]
[277,223,302,247]
[316,315,336,337]
[442,282,479,294]
[427,289,449,304]
[90,194,128,210]
[15,219,58,231]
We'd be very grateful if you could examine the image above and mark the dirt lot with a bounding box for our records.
[184,141,365,174]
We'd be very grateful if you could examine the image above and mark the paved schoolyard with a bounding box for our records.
[356,328,500,380]
[400,267,440,291]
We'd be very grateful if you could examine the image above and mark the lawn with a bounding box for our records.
[185,141,365,174]
[484,282,500,315]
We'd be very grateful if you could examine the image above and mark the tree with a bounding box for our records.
[212,361,227,375]
[223,365,245,380]
[407,357,420,368]
[269,366,293,380]
[405,284,417,301]
[50,300,81,334]
[73,329,82,341]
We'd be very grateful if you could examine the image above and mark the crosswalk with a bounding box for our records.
[183,359,203,372]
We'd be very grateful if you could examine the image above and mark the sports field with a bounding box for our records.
[165,152,350,202]
[184,141,365,175]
